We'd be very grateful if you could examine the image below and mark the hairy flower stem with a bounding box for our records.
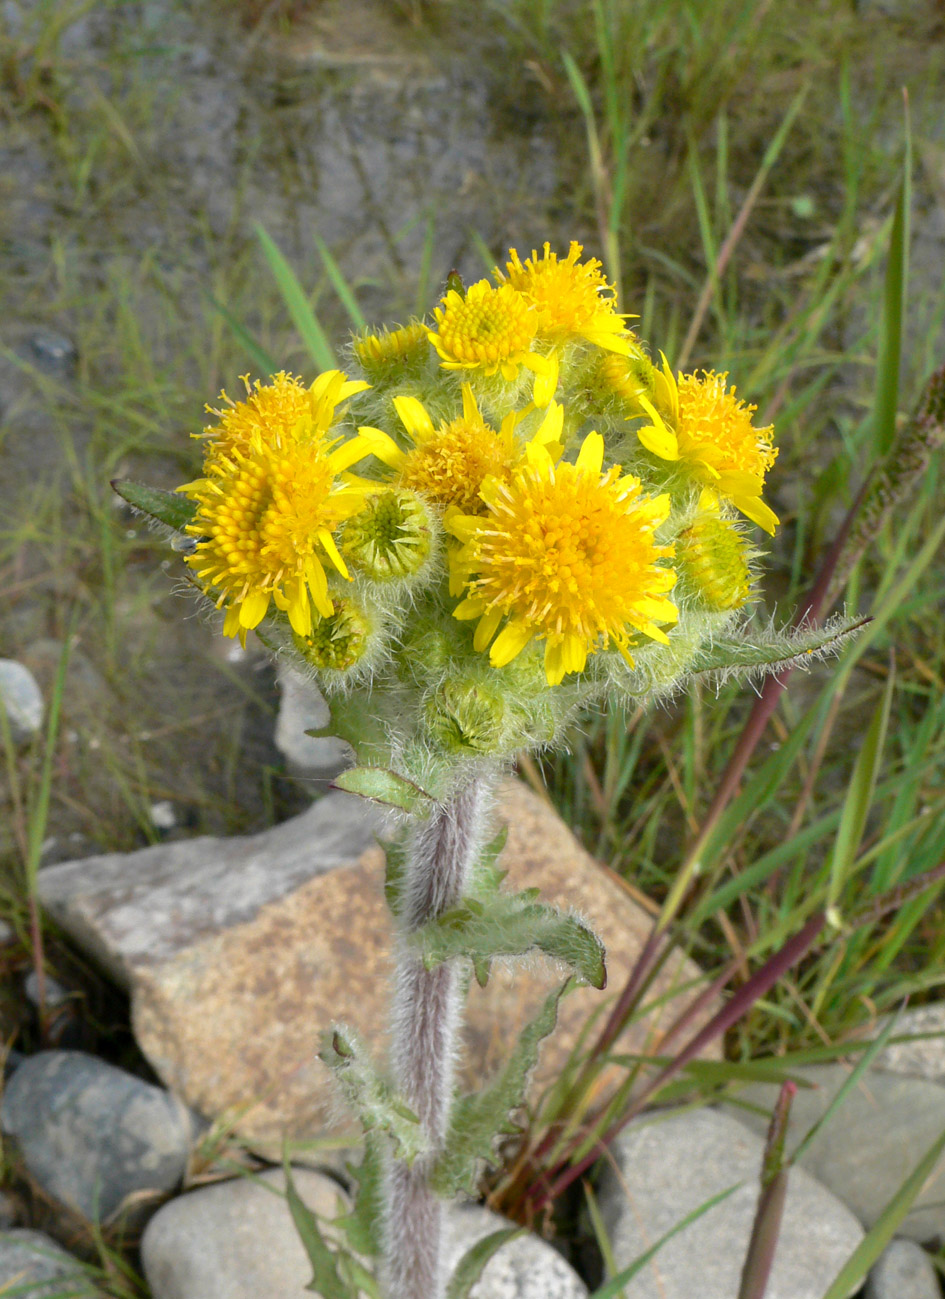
[385,773,492,1299]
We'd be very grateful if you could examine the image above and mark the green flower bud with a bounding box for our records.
[352,321,429,381]
[676,511,753,612]
[292,597,372,672]
[342,488,433,582]
[425,677,506,754]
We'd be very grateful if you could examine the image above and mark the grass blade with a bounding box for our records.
[313,232,367,331]
[873,127,912,456]
[204,288,279,374]
[255,223,336,370]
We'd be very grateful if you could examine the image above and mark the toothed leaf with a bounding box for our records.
[688,615,870,681]
[414,891,606,990]
[332,765,433,813]
[111,479,197,533]
[336,1135,385,1258]
[283,1161,349,1299]
[445,1227,525,1299]
[432,982,570,1196]
[320,1028,427,1165]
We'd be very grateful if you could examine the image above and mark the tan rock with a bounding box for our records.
[40,781,718,1149]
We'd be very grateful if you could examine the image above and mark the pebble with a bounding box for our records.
[141,1166,346,1299]
[0,658,44,743]
[0,1051,196,1223]
[0,1228,100,1296]
[27,328,78,377]
[445,1203,587,1298]
[595,1107,863,1299]
[871,1003,945,1084]
[865,1239,941,1299]
[729,1064,945,1242]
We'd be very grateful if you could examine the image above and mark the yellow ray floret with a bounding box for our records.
[180,373,372,641]
[496,241,636,355]
[200,369,369,457]
[446,431,677,686]
[355,385,559,514]
[635,359,779,534]
[426,281,558,405]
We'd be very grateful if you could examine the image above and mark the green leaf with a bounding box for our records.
[444,1227,524,1299]
[687,616,869,682]
[414,890,606,991]
[432,982,569,1196]
[332,766,433,813]
[336,1136,385,1258]
[384,833,408,920]
[111,479,197,533]
[873,133,911,457]
[320,1028,428,1165]
[819,1123,945,1299]
[283,1161,350,1299]
[256,223,337,371]
[314,231,368,331]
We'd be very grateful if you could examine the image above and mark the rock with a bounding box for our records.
[865,1239,941,1299]
[870,1003,945,1083]
[445,1203,587,1298]
[27,327,78,377]
[274,665,352,780]
[140,1166,345,1299]
[0,1051,197,1223]
[0,1228,100,1296]
[0,658,43,742]
[38,781,721,1150]
[595,1108,863,1299]
[729,1065,945,1242]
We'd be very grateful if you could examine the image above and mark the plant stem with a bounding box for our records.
[385,773,491,1299]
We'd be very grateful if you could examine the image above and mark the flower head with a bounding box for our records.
[292,596,373,672]
[427,280,558,405]
[180,372,372,640]
[496,241,635,355]
[636,359,779,534]
[352,321,429,381]
[676,490,755,611]
[356,384,531,513]
[447,431,677,685]
[342,488,434,581]
[201,370,369,458]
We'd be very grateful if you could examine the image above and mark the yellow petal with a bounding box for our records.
[532,400,564,449]
[287,586,313,638]
[328,435,375,474]
[356,426,407,470]
[461,383,479,424]
[524,351,559,407]
[318,528,350,580]
[393,395,436,443]
[543,640,566,686]
[473,606,503,652]
[575,431,604,478]
[304,558,333,618]
[444,511,482,543]
[637,422,679,461]
[490,620,533,668]
[453,596,486,621]
[734,494,779,535]
[223,604,242,638]
[238,590,270,629]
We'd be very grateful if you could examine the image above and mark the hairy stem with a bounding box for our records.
[384,773,491,1299]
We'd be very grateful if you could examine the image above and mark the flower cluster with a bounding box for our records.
[175,242,780,794]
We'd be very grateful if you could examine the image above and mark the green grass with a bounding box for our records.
[2,0,945,1292]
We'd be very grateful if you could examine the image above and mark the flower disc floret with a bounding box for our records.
[496,241,635,355]
[447,433,677,685]
[201,369,369,457]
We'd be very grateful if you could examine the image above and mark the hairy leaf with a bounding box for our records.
[332,766,433,813]
[321,1028,427,1165]
[111,479,197,533]
[383,833,408,921]
[687,615,869,683]
[414,890,606,991]
[337,1136,385,1258]
[431,982,569,1196]
[444,1227,524,1299]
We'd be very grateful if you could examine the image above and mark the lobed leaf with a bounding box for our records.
[687,615,869,683]
[336,1135,385,1259]
[283,1161,350,1299]
[320,1028,427,1166]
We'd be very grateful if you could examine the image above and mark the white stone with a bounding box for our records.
[865,1238,940,1299]
[445,1203,587,1298]
[596,1108,864,1299]
[0,659,43,743]
[274,665,352,780]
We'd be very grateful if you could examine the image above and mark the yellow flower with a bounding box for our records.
[201,369,369,457]
[355,384,550,514]
[426,280,558,405]
[676,489,755,612]
[180,373,373,641]
[446,431,677,686]
[496,241,636,355]
[635,359,779,534]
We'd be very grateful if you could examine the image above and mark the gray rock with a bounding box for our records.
[0,1051,196,1223]
[274,665,352,780]
[596,1108,863,1299]
[0,1228,100,1297]
[871,1004,945,1083]
[445,1204,587,1298]
[27,328,78,377]
[865,1239,941,1299]
[729,1065,945,1242]
[141,1166,346,1299]
[0,658,43,743]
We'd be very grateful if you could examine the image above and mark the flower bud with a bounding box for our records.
[292,597,372,672]
[342,488,434,582]
[425,677,507,754]
[676,511,753,612]
[352,321,429,381]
